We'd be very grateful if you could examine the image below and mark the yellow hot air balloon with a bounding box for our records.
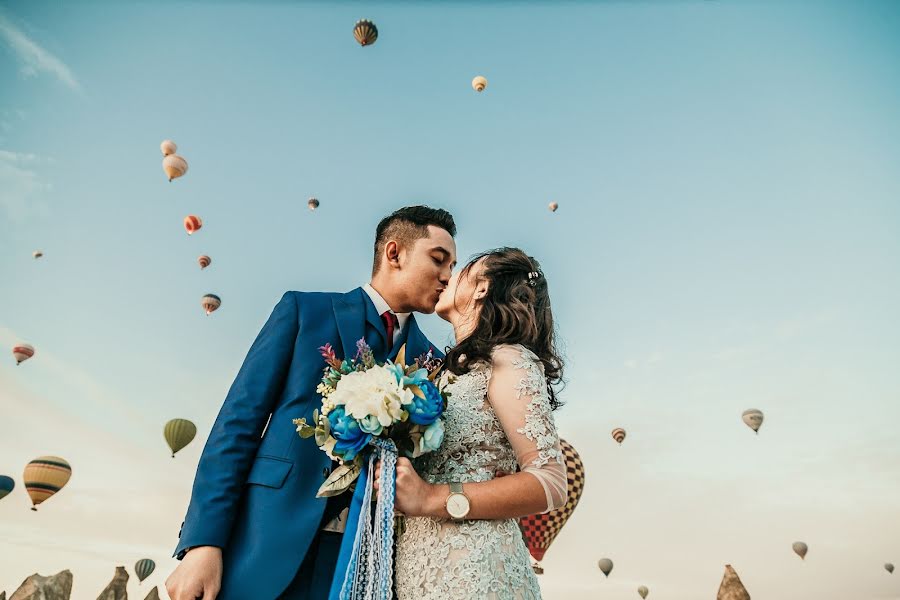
[24,456,71,511]
[163,154,188,181]
[164,419,197,457]
[472,76,488,92]
[353,19,378,46]
[160,140,177,156]
[548,202,559,212]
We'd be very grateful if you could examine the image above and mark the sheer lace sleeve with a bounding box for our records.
[486,344,567,513]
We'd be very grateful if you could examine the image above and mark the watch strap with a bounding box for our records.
[450,481,464,494]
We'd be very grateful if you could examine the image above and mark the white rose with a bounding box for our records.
[330,366,411,428]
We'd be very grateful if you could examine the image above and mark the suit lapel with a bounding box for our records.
[332,288,367,361]
[393,314,430,360]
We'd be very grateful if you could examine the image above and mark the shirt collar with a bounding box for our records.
[362,283,410,331]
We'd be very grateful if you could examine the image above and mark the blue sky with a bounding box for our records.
[2,1,899,598]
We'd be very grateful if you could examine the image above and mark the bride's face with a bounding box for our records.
[436,258,488,326]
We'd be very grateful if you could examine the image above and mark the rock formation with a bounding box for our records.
[95,566,128,600]
[717,564,751,600]
[143,588,161,600]
[9,570,73,600]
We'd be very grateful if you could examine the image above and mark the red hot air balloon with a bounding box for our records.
[184,215,202,235]
[13,343,35,365]
[519,438,585,572]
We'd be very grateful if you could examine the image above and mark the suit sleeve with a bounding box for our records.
[174,291,300,557]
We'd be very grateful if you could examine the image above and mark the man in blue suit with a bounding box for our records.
[166,206,457,600]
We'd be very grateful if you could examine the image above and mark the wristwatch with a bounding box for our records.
[445,482,471,521]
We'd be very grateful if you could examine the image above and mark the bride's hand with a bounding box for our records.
[373,457,436,518]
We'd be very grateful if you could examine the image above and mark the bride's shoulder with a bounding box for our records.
[489,343,540,368]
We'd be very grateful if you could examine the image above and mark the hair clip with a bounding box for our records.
[527,270,542,286]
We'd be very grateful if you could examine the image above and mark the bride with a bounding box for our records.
[374,247,568,599]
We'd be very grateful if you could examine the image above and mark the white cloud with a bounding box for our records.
[0,13,81,93]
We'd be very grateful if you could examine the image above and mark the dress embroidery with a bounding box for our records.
[395,344,558,600]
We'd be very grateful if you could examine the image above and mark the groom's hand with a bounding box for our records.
[165,546,223,600]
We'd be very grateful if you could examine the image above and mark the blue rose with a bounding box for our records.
[387,363,430,387]
[419,420,445,454]
[358,414,384,436]
[328,406,372,460]
[407,381,444,426]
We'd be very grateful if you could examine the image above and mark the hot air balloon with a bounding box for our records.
[519,438,585,573]
[163,154,188,181]
[12,343,35,365]
[164,419,197,457]
[792,541,808,560]
[0,475,14,501]
[308,197,320,211]
[198,255,211,270]
[353,19,378,46]
[23,456,71,511]
[548,202,558,212]
[472,76,487,92]
[160,140,177,156]
[184,215,202,235]
[638,586,649,599]
[598,558,613,577]
[135,558,156,583]
[886,563,894,574]
[201,293,221,315]
[33,250,43,259]
[611,428,626,445]
[742,409,764,434]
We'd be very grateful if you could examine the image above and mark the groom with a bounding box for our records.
[166,206,457,600]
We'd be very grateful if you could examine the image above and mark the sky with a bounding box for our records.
[1,0,899,598]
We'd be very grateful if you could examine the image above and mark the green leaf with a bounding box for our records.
[293,418,316,439]
[316,462,362,498]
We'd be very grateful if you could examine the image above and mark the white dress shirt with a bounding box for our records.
[362,283,410,345]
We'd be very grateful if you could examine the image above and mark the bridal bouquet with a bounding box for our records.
[294,340,450,600]
[294,339,449,497]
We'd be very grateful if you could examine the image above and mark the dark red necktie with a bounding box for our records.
[380,311,399,346]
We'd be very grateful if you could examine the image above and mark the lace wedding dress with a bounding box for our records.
[395,344,568,600]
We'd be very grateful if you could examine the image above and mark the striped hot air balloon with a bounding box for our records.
[353,19,378,46]
[611,427,626,445]
[164,419,197,457]
[0,475,14,501]
[163,154,188,181]
[135,558,156,583]
[472,76,488,92]
[23,456,71,511]
[12,343,35,365]
[198,255,211,270]
[201,293,221,315]
[184,215,202,235]
[519,438,585,573]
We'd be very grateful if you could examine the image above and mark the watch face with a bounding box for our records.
[447,493,470,519]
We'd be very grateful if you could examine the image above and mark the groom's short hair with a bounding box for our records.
[373,205,456,274]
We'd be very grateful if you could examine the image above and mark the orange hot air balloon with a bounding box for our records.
[548,202,559,212]
[198,255,211,270]
[201,294,221,315]
[519,438,585,572]
[160,139,177,156]
[184,215,202,235]
[24,456,71,511]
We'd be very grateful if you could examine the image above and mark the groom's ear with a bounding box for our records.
[385,240,401,269]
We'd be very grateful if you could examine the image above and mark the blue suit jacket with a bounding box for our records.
[174,288,441,599]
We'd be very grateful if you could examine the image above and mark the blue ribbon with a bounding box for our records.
[329,438,398,600]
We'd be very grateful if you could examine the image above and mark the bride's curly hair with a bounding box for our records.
[444,247,564,410]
